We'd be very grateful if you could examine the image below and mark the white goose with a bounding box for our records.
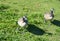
[18,16,28,27]
[44,8,54,23]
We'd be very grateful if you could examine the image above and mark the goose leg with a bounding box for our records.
[48,21,51,27]
[44,19,47,23]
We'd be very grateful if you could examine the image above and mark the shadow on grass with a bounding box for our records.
[27,24,45,35]
[58,0,60,1]
[47,33,53,36]
[0,4,10,11]
[0,37,6,41]
[51,20,60,27]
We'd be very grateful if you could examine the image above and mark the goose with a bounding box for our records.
[18,16,28,27]
[44,8,54,23]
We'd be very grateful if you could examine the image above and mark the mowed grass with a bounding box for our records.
[0,0,60,41]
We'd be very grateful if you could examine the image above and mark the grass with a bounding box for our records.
[0,0,60,41]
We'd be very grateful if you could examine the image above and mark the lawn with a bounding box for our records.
[0,0,60,41]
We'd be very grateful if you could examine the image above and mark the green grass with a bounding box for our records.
[0,0,60,41]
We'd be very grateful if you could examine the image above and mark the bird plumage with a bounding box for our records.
[18,16,28,27]
[44,8,54,21]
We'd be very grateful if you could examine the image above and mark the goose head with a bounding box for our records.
[23,16,27,21]
[50,8,54,14]
[22,16,28,24]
